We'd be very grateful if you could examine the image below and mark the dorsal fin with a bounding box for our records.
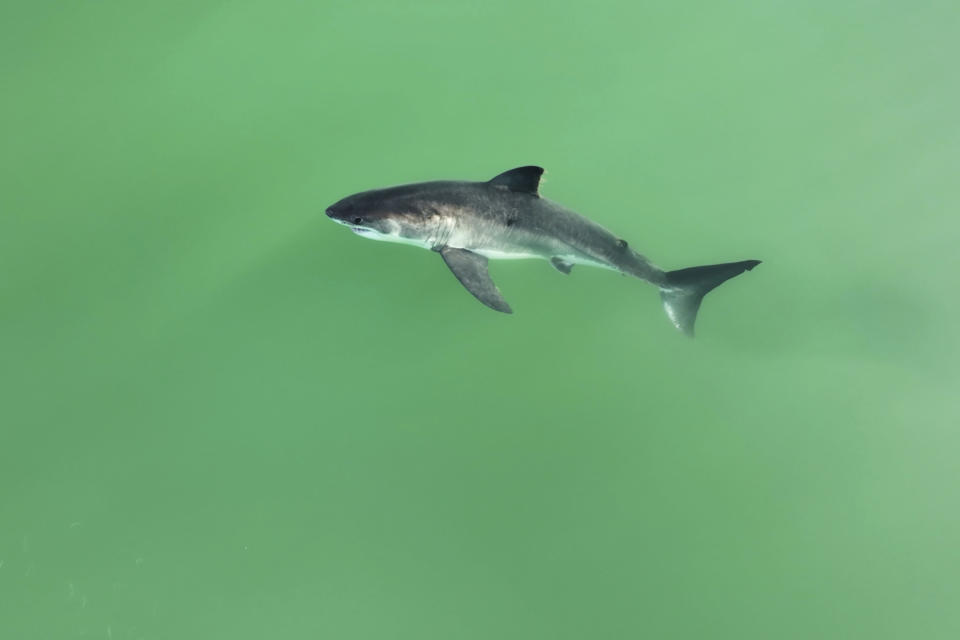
[488,166,544,196]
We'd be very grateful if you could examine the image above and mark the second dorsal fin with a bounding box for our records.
[488,166,544,196]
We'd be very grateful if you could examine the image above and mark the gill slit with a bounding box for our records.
[431,214,454,250]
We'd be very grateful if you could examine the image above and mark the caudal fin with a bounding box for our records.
[659,260,761,336]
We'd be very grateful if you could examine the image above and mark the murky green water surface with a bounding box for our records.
[2,2,958,638]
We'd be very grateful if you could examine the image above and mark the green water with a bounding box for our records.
[2,2,959,638]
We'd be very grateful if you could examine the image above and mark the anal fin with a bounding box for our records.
[550,257,574,274]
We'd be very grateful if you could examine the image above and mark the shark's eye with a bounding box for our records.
[353,217,363,225]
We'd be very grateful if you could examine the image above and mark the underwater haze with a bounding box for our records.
[2,1,959,638]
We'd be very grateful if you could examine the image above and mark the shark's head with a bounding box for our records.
[325,184,443,247]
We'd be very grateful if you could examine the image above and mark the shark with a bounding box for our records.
[326,166,760,336]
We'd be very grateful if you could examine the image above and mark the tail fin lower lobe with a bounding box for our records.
[659,260,761,336]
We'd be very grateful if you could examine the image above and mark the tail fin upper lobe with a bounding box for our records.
[659,260,761,336]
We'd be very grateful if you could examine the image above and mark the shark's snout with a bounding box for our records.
[325,203,346,219]
[325,200,358,224]
[326,200,372,235]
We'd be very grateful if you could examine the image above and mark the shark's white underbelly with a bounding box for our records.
[455,228,596,264]
[472,248,541,260]
[473,246,614,271]
[353,221,614,271]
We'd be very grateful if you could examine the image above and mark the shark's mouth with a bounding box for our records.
[351,227,371,234]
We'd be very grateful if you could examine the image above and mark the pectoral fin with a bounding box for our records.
[438,247,512,313]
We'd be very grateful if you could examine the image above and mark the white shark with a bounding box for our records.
[326,166,760,336]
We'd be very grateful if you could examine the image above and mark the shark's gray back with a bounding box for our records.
[430,181,662,280]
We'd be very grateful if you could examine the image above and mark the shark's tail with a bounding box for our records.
[659,259,761,336]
